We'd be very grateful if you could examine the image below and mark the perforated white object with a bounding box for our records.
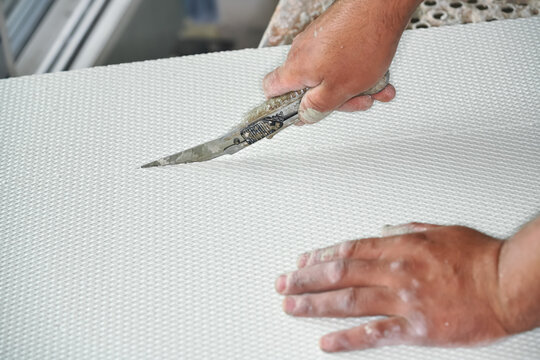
[1,17,539,360]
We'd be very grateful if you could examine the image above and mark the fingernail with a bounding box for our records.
[382,224,415,237]
[276,275,287,293]
[306,250,319,266]
[283,297,296,314]
[297,253,309,268]
[320,247,335,262]
[320,335,338,352]
[298,108,330,124]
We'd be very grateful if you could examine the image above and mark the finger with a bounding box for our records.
[336,95,374,112]
[276,259,393,295]
[263,66,307,99]
[283,287,399,317]
[297,237,394,269]
[335,83,396,113]
[298,82,348,124]
[371,84,396,103]
[320,317,414,352]
[381,222,442,237]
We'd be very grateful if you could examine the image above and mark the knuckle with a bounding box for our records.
[393,235,408,245]
[319,246,336,262]
[296,297,313,315]
[389,259,405,272]
[363,323,382,343]
[288,271,302,291]
[286,44,305,70]
[351,237,384,259]
[304,90,330,113]
[333,333,353,351]
[297,252,309,268]
[289,37,301,53]
[271,68,282,84]
[263,69,275,84]
[342,288,358,312]
[362,237,378,251]
[327,259,347,284]
[356,96,374,111]
[263,70,279,92]
[396,231,428,246]
[304,250,317,267]
[393,258,420,275]
[339,240,356,258]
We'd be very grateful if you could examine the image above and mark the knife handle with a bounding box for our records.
[359,71,391,96]
[243,71,390,126]
[277,70,390,113]
[239,72,390,144]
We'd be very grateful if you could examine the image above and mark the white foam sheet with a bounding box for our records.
[1,17,539,359]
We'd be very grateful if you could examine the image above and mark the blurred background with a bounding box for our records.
[2,0,537,79]
[0,0,279,79]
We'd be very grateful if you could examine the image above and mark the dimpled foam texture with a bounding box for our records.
[1,17,539,360]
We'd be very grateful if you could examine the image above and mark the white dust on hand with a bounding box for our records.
[382,224,418,237]
[390,260,404,272]
[298,108,331,124]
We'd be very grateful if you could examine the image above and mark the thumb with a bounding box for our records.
[299,82,348,124]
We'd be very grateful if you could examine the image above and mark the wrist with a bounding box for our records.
[496,217,540,333]
[367,0,423,36]
[380,0,424,29]
[342,0,422,22]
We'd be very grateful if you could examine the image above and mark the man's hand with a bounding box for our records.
[275,220,540,352]
[263,0,421,125]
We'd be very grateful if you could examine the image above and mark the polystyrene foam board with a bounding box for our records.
[1,17,539,359]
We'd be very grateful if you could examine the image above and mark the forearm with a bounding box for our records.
[339,0,424,69]
[496,216,540,332]
[344,0,424,33]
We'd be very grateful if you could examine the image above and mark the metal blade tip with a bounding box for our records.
[141,161,162,169]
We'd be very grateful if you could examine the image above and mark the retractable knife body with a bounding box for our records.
[141,73,389,168]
